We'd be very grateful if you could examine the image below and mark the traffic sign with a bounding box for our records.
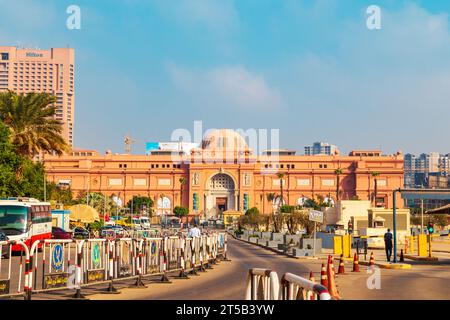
[92,243,101,269]
[309,210,324,223]
[52,244,64,271]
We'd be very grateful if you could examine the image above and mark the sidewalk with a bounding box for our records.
[230,232,412,269]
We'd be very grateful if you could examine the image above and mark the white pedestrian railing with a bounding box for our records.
[245,269,332,301]
[0,232,227,300]
[244,268,280,300]
[280,273,331,300]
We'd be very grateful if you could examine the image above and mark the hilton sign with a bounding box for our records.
[26,52,43,58]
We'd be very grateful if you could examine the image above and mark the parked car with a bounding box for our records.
[0,230,9,258]
[73,227,89,239]
[52,227,73,240]
[161,217,182,229]
[101,225,125,238]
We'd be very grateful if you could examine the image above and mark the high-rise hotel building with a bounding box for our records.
[0,46,75,146]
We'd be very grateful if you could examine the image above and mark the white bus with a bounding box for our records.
[0,198,52,251]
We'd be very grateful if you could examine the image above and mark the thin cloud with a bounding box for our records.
[153,0,239,33]
[168,63,285,111]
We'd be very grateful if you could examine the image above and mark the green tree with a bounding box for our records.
[245,207,262,231]
[127,195,154,216]
[0,120,47,199]
[266,193,276,213]
[46,182,74,206]
[0,91,70,157]
[173,206,189,223]
[303,198,321,210]
[431,214,448,229]
[77,192,118,217]
[179,177,187,206]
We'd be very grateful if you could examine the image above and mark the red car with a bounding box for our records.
[51,227,72,239]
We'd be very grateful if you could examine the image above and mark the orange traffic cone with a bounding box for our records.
[326,255,334,287]
[328,260,340,299]
[369,252,375,267]
[337,254,346,274]
[320,263,328,288]
[352,253,360,272]
[309,271,316,300]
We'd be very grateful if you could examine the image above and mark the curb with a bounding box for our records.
[403,254,439,262]
[228,233,321,260]
[359,260,412,270]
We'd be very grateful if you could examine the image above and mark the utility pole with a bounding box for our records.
[86,177,90,206]
[43,173,47,202]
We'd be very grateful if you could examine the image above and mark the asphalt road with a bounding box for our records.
[89,237,450,300]
[90,236,316,300]
[3,236,450,300]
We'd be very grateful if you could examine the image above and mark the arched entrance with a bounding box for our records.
[205,173,237,219]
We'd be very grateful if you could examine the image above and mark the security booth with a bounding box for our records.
[223,210,242,227]
[51,210,71,231]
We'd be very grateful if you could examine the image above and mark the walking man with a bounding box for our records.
[188,222,202,238]
[384,229,393,262]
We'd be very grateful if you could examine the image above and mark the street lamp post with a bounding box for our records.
[43,172,47,202]
[393,189,399,263]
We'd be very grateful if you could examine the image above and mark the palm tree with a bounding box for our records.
[266,192,279,232]
[266,193,276,213]
[0,91,70,157]
[277,172,285,210]
[334,168,343,201]
[371,171,380,206]
[179,177,187,206]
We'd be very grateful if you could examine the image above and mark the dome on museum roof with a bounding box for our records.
[201,129,249,152]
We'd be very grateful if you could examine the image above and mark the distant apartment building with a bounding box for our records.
[304,142,339,156]
[0,46,75,146]
[404,152,450,188]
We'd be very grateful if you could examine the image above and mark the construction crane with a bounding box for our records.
[124,135,136,154]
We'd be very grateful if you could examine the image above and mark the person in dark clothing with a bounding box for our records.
[384,229,393,262]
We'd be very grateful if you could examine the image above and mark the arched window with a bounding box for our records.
[272,196,285,209]
[209,174,235,190]
[157,196,171,209]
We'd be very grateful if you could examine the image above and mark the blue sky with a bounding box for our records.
[1,0,450,155]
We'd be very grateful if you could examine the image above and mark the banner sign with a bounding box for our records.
[308,210,324,223]
[43,273,69,289]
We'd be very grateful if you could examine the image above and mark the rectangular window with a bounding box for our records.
[297,179,310,186]
[108,178,123,186]
[322,179,335,186]
[133,178,147,186]
[158,179,171,186]
[1,53,9,60]
[273,179,285,187]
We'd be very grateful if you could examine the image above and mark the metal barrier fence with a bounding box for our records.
[280,273,331,300]
[0,240,30,299]
[0,232,227,300]
[245,268,332,301]
[245,268,280,300]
